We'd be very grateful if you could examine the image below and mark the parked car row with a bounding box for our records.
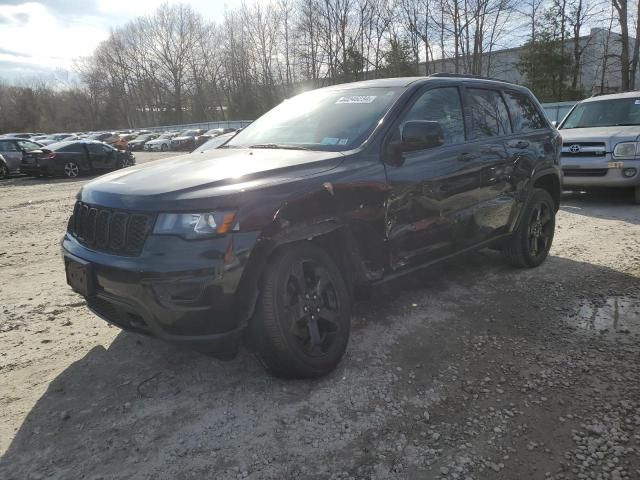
[0,137,135,179]
[0,126,240,179]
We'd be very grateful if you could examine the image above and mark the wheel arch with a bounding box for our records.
[532,170,561,211]
[234,218,368,327]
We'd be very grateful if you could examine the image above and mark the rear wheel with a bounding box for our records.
[63,161,80,178]
[161,143,168,152]
[503,188,555,268]
[0,162,8,179]
[251,243,351,378]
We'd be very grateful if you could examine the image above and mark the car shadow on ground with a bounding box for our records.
[561,188,640,225]
[2,250,638,479]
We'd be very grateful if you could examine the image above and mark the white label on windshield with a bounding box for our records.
[336,95,376,104]
[321,137,339,145]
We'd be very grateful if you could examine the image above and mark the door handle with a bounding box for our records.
[510,140,529,149]
[457,152,476,162]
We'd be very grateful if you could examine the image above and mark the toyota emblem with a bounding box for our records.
[569,144,581,153]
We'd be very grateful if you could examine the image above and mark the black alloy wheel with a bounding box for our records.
[251,243,351,378]
[0,162,8,179]
[527,201,553,260]
[503,188,555,268]
[284,258,341,357]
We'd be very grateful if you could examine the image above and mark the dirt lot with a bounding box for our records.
[1,153,639,480]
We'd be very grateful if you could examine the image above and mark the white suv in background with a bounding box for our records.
[558,91,640,203]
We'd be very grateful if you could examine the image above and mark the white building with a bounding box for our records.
[422,28,633,95]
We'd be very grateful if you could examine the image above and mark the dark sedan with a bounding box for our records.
[21,140,135,178]
[127,133,160,151]
[169,129,207,151]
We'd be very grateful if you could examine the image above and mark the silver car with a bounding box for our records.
[1,138,30,179]
[0,138,47,179]
[559,91,640,203]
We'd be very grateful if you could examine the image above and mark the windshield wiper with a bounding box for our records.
[249,143,311,151]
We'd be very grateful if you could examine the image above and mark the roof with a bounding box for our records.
[582,90,640,102]
[314,75,526,93]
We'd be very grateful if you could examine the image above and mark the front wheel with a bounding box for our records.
[161,143,168,152]
[503,188,556,268]
[250,243,352,378]
[63,161,80,178]
[0,162,8,179]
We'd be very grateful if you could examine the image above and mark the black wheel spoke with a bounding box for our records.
[540,208,552,226]
[314,270,331,297]
[318,307,338,325]
[307,317,322,346]
[290,260,306,290]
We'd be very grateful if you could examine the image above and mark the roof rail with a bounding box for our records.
[428,72,513,84]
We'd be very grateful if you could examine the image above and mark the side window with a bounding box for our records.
[17,140,41,151]
[467,88,512,139]
[0,141,19,152]
[504,92,546,132]
[402,87,465,145]
[87,143,106,154]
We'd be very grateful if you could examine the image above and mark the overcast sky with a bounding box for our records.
[0,0,247,84]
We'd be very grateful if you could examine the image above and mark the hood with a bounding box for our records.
[560,125,640,151]
[80,147,344,211]
[146,138,166,145]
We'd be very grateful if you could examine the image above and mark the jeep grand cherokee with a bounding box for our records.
[62,75,561,378]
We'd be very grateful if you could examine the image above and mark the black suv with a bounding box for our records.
[62,76,561,378]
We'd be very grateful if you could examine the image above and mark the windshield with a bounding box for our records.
[226,87,402,151]
[561,97,640,128]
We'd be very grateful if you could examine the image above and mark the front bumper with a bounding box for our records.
[62,230,260,358]
[561,156,640,188]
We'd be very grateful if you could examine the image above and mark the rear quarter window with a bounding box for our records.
[504,92,546,132]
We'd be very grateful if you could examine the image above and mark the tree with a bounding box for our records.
[380,37,415,77]
[517,11,577,101]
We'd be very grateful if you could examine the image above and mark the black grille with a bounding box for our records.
[68,201,153,255]
[563,168,608,177]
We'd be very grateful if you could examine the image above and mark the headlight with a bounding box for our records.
[153,211,237,239]
[613,142,639,157]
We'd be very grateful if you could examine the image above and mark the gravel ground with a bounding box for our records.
[1,153,639,480]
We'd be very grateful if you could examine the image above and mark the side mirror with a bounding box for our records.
[401,121,445,151]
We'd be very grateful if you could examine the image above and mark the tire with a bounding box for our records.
[503,188,556,268]
[63,161,80,178]
[161,143,168,152]
[0,162,8,180]
[119,157,129,169]
[634,186,640,205]
[251,243,352,378]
